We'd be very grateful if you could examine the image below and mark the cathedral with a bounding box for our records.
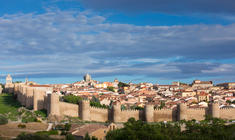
[84,73,92,82]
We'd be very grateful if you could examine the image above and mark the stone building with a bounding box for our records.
[217,82,235,89]
[84,73,92,82]
[6,74,12,85]
[192,80,213,89]
[5,74,14,93]
[196,92,209,102]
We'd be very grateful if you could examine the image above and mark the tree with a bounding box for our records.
[118,82,129,88]
[106,117,234,140]
[121,104,126,110]
[66,134,75,140]
[109,100,113,109]
[107,86,115,92]
[226,100,232,104]
[90,96,108,108]
[84,133,98,140]
[91,96,100,103]
[63,95,82,104]
[159,101,165,109]
[14,133,54,140]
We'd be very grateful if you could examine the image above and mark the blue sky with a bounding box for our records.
[1,0,235,84]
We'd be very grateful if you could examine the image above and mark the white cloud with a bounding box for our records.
[0,10,235,80]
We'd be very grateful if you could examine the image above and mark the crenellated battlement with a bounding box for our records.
[12,83,235,123]
[82,99,90,103]
[188,108,206,111]
[154,108,173,111]
[90,106,108,111]
[121,109,139,112]
[220,107,235,110]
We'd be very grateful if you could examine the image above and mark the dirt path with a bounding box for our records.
[71,124,107,137]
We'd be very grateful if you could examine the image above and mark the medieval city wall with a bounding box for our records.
[154,109,173,122]
[220,108,235,120]
[10,83,235,123]
[119,109,140,122]
[34,90,47,111]
[14,84,48,110]
[186,108,206,121]
[59,102,79,117]
[90,107,108,122]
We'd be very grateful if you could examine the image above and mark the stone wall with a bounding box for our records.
[14,84,49,111]
[12,84,235,123]
[59,102,79,117]
[154,109,173,122]
[220,108,235,120]
[186,108,206,121]
[90,107,108,122]
[34,90,47,111]
[119,110,140,122]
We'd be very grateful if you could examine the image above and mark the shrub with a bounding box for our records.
[21,111,38,123]
[22,116,38,123]
[55,124,64,130]
[64,123,71,131]
[55,123,71,131]
[14,132,54,140]
[84,133,98,140]
[0,115,8,125]
[18,124,26,129]
[36,130,59,135]
[61,130,67,135]
[35,109,47,118]
[66,134,75,140]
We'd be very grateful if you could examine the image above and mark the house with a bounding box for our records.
[196,92,209,102]
[192,80,213,89]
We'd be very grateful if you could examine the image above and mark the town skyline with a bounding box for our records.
[0,73,234,86]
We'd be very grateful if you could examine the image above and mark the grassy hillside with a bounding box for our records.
[0,93,22,121]
[0,93,21,114]
[0,93,46,122]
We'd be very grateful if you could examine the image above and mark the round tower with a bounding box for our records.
[178,103,188,121]
[80,100,90,121]
[209,102,220,118]
[48,93,60,116]
[145,103,154,122]
[113,101,121,122]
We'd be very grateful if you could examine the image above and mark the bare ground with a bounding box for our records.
[0,122,48,139]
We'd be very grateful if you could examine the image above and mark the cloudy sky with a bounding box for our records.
[0,0,235,84]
